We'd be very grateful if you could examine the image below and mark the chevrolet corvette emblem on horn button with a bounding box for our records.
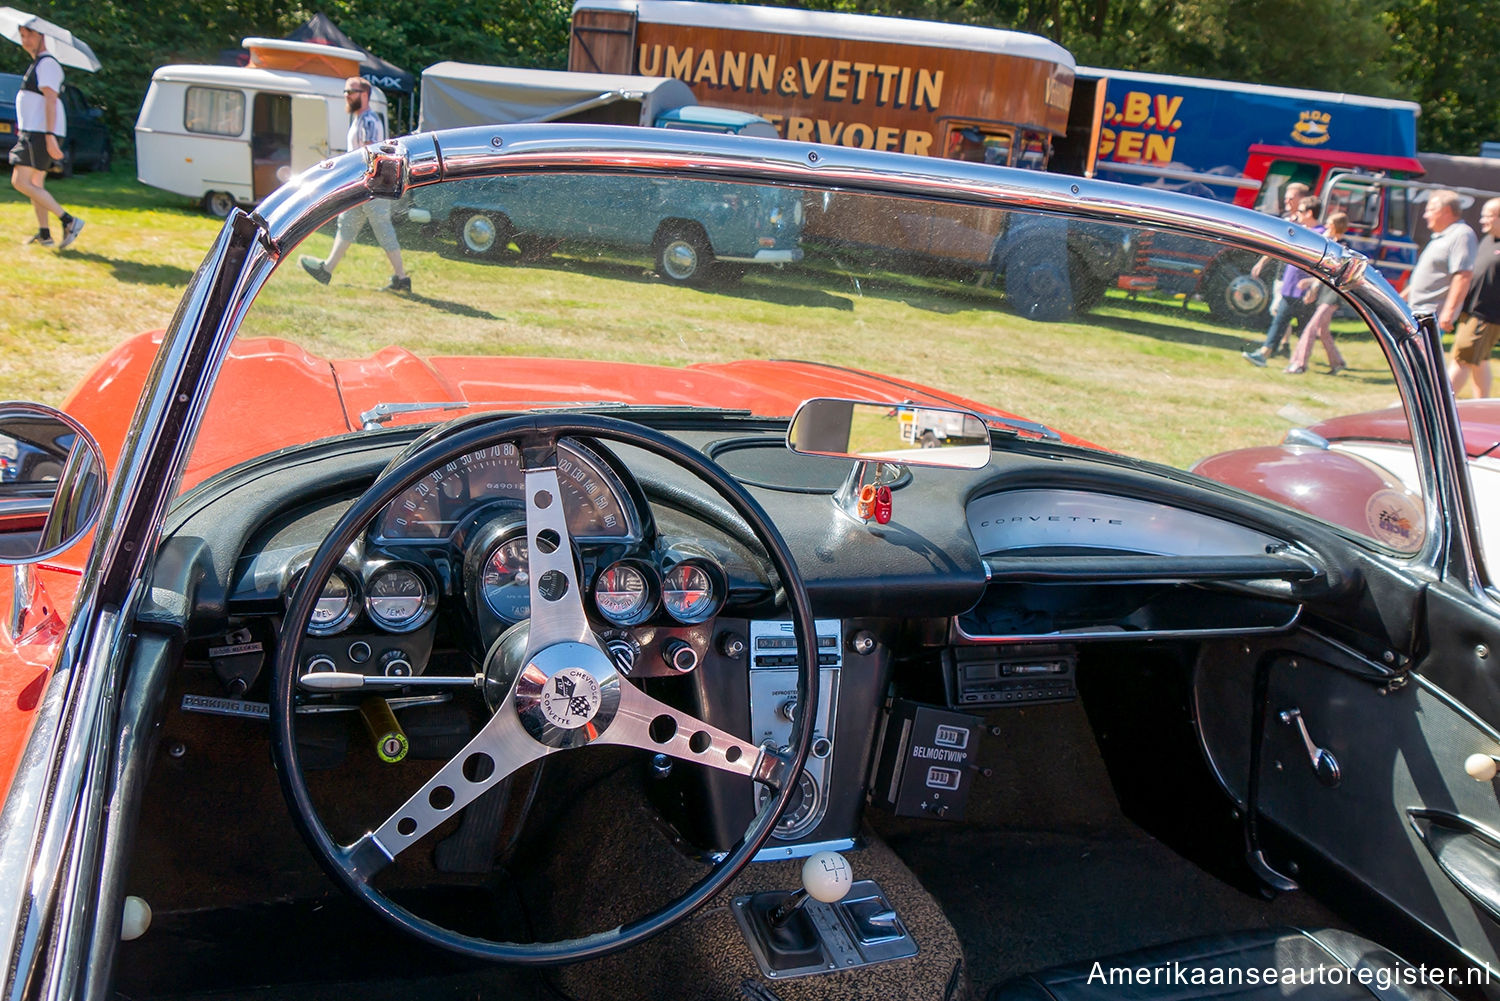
[540,667,603,729]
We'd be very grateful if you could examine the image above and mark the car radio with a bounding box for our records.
[749,619,841,840]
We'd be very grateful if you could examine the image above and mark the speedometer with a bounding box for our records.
[374,440,639,543]
[365,564,435,632]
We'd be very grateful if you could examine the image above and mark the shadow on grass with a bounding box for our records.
[396,291,499,320]
[413,238,859,312]
[61,249,194,286]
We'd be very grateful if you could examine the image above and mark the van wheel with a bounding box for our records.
[96,143,112,173]
[1203,261,1269,326]
[203,191,236,218]
[1005,248,1072,322]
[655,226,713,285]
[456,211,511,258]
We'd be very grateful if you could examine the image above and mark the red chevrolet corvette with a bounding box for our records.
[1,128,1497,1001]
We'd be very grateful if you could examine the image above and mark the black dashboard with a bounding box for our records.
[142,415,1340,856]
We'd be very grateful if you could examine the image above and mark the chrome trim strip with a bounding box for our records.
[705,836,859,864]
[952,604,1303,645]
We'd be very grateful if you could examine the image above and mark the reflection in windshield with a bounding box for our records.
[215,169,1417,549]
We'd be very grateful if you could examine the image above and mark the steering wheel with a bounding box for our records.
[271,414,819,963]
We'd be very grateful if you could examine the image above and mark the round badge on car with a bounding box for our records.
[539,667,603,729]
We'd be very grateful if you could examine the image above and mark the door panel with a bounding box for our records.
[1246,580,1500,975]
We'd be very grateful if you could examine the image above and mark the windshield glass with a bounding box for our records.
[173,163,1424,554]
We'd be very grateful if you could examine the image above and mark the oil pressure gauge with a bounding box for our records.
[593,560,658,626]
[364,563,435,632]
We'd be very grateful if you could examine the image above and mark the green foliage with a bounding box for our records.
[0,0,1492,156]
[0,1,569,157]
[1383,0,1500,153]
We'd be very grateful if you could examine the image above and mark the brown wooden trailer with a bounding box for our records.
[568,1,1126,321]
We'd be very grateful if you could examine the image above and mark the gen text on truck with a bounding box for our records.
[1077,67,1425,322]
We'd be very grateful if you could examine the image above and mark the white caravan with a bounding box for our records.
[135,38,388,217]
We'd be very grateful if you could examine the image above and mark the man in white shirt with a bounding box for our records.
[300,77,409,293]
[7,25,83,248]
[1405,189,1476,334]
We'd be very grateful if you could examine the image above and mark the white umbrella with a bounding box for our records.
[0,7,100,72]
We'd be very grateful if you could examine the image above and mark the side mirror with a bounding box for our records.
[786,398,992,469]
[0,403,107,565]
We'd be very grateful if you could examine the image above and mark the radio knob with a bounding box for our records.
[662,638,699,674]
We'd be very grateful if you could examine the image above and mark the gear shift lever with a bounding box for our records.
[741,851,854,972]
[769,851,853,926]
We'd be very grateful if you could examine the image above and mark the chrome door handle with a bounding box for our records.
[1279,707,1341,787]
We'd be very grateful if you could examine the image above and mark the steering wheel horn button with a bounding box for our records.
[514,641,621,748]
[539,667,603,729]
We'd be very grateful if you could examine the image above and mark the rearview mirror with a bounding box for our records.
[786,398,992,469]
[0,403,107,564]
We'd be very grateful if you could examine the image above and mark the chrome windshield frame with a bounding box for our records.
[0,123,1481,1001]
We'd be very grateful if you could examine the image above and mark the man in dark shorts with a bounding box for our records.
[1451,197,1500,398]
[8,24,83,248]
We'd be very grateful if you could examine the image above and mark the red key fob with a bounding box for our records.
[874,485,892,524]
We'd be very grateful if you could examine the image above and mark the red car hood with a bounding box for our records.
[66,332,1091,496]
[1310,399,1500,459]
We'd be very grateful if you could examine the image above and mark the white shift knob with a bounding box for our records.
[1466,753,1499,782]
[801,850,853,903]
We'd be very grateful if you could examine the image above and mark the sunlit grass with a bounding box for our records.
[2,166,1415,471]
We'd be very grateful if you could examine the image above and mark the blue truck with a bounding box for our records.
[1074,67,1426,322]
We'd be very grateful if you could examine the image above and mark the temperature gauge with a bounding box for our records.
[662,560,723,624]
[593,560,658,626]
[482,536,531,622]
[365,564,434,632]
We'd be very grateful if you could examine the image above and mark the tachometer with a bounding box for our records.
[662,560,723,624]
[593,560,658,626]
[482,536,531,622]
[365,563,435,632]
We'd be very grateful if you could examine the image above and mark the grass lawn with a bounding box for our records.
[1,165,1422,469]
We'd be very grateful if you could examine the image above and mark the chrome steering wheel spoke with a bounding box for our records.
[346,683,552,878]
[594,676,768,782]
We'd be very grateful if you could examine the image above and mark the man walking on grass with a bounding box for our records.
[1405,189,1475,339]
[300,76,409,293]
[9,24,83,249]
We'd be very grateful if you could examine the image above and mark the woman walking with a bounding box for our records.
[1286,211,1350,375]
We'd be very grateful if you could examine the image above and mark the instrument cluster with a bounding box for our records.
[289,560,438,637]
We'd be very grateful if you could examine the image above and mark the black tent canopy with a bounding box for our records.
[287,12,413,94]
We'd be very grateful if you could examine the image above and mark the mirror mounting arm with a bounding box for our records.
[833,460,902,525]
